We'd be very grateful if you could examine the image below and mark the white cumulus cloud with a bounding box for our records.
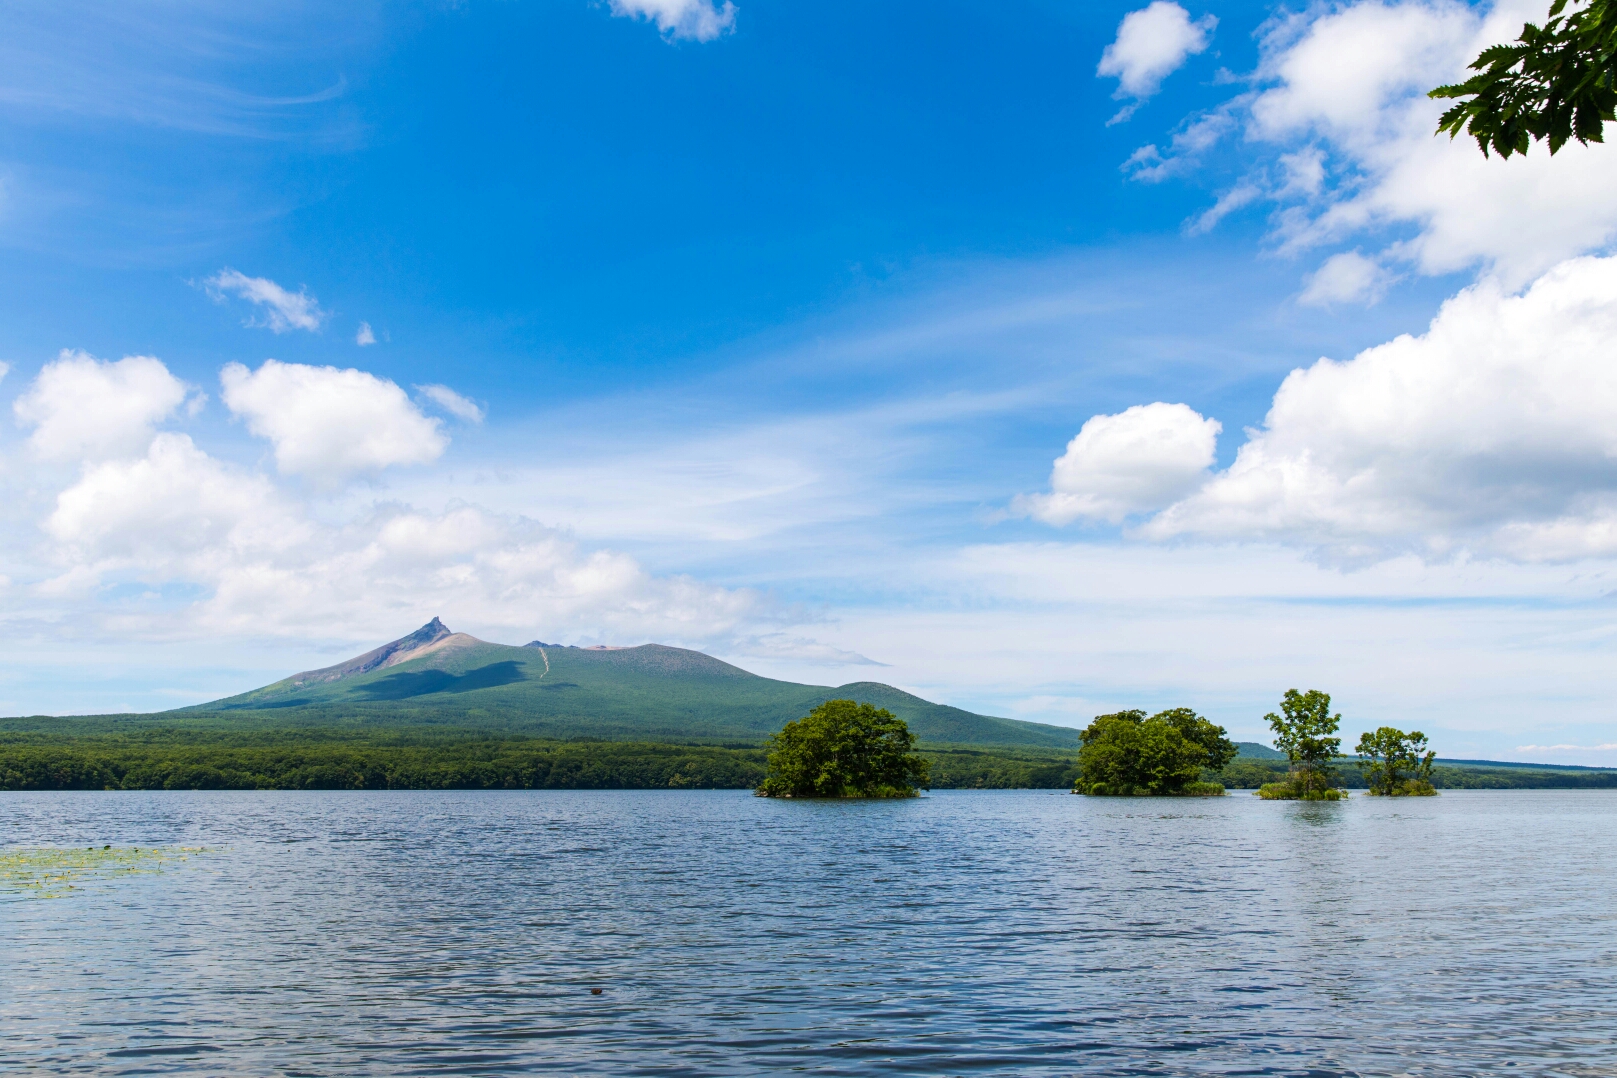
[48,432,290,568]
[1132,255,1617,562]
[1129,0,1617,288]
[1015,402,1220,525]
[356,321,376,346]
[1097,2,1216,122]
[608,0,736,42]
[38,435,764,644]
[415,383,486,424]
[14,350,192,462]
[220,359,447,480]
[206,269,326,333]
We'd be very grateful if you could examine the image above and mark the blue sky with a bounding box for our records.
[3,0,1617,761]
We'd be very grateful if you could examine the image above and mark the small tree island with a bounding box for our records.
[1357,726,1438,796]
[754,699,931,799]
[1073,707,1236,796]
[1260,689,1348,800]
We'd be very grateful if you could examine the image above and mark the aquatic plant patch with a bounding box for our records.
[1256,782,1348,801]
[0,845,211,899]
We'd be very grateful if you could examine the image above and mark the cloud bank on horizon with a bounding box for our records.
[3,328,866,673]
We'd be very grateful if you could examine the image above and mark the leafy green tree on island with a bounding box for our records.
[1356,727,1438,796]
[754,699,931,798]
[1431,0,1617,157]
[1074,707,1235,796]
[1261,689,1347,801]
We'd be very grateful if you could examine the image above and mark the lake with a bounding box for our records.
[3,789,1613,1075]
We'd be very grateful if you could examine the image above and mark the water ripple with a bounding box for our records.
[1,789,1614,1075]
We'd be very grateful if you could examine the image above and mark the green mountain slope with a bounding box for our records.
[186,620,1084,748]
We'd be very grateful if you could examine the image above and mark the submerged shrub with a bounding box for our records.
[1256,779,1347,801]
[1387,778,1437,796]
[1177,781,1227,797]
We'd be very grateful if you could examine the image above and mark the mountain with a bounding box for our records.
[1235,741,1284,759]
[188,619,1085,748]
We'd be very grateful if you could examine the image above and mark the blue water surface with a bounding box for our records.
[2,789,1613,1076]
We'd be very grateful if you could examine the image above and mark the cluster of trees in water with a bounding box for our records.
[749,700,1080,798]
[754,700,930,798]
[1070,707,1235,797]
[1075,689,1438,800]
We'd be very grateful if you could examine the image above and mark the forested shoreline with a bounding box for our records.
[1,729,1611,791]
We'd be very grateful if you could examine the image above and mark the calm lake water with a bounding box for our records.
[2,789,1614,1076]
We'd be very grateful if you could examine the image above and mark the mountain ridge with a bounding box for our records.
[285,617,469,688]
[185,619,1086,748]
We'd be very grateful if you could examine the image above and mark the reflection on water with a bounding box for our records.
[2,790,1613,1075]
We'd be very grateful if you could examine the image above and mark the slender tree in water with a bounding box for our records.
[1263,690,1344,800]
[1356,727,1438,796]
[755,700,930,798]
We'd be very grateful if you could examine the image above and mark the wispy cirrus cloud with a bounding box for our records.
[1298,250,1393,306]
[205,269,326,333]
[0,4,357,139]
[415,384,486,424]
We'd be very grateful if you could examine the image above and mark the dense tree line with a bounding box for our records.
[1,728,1608,792]
[922,748,1080,789]
[0,736,768,791]
[0,728,1070,792]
